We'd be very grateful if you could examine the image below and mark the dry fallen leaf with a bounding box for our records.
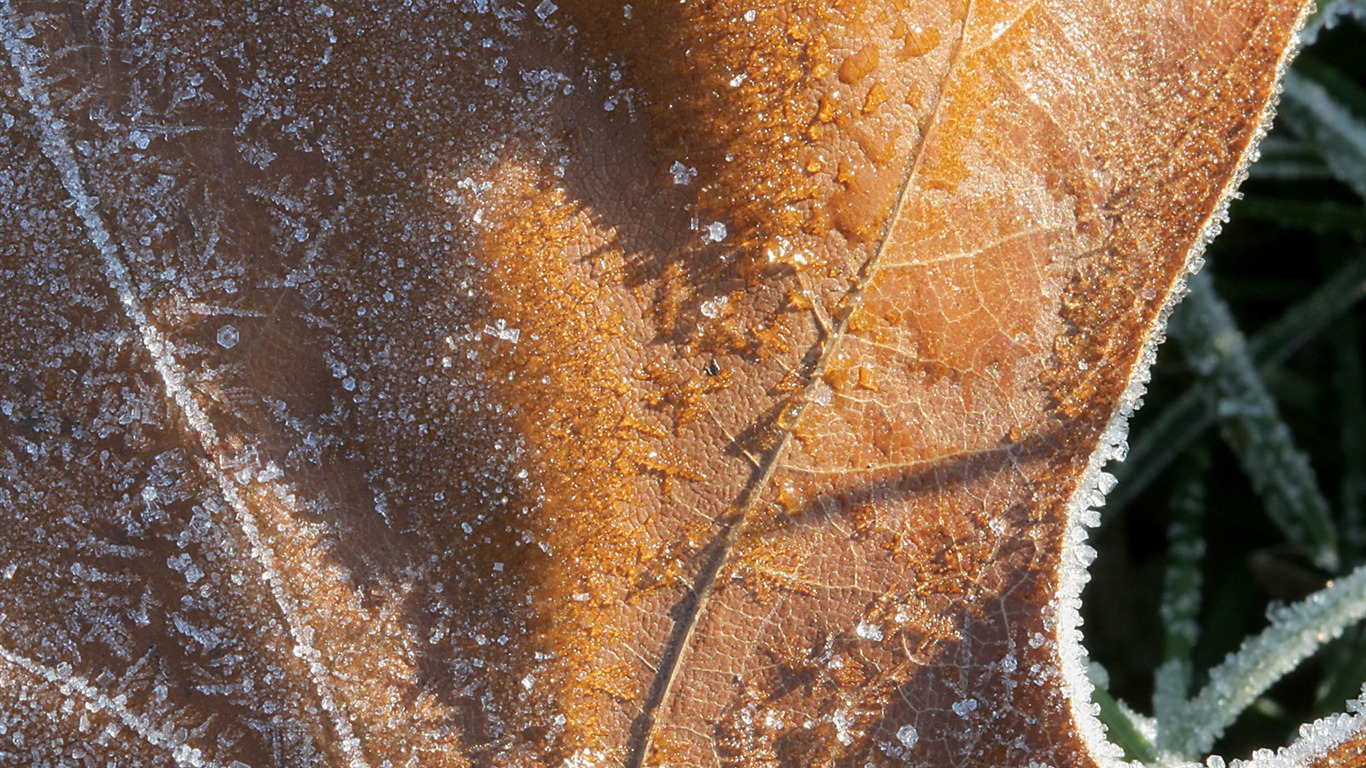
[0,1,1355,766]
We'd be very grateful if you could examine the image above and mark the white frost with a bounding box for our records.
[484,318,521,343]
[0,9,370,767]
[855,619,883,642]
[216,324,239,349]
[831,707,855,745]
[669,160,697,185]
[560,749,607,768]
[0,643,223,767]
[699,295,728,319]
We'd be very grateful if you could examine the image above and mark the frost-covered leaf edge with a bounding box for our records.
[1049,6,1366,767]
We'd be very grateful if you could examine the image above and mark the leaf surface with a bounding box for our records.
[0,1,1342,767]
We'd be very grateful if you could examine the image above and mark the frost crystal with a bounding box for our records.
[951,697,978,717]
[812,382,834,407]
[216,324,239,349]
[896,724,919,749]
[855,619,883,642]
[534,0,557,20]
[669,161,697,185]
[560,749,605,768]
[483,319,521,343]
[699,296,728,319]
[702,220,728,243]
[831,708,855,745]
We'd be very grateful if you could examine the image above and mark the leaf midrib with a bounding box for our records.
[625,4,976,763]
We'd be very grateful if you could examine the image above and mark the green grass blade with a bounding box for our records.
[1093,681,1159,764]
[1248,251,1366,366]
[1235,196,1366,236]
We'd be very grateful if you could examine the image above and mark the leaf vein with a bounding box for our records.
[0,9,369,766]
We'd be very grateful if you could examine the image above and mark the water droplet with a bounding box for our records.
[838,43,879,85]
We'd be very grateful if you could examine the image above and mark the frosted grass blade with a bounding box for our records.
[1280,66,1366,200]
[1170,271,1338,571]
[1153,451,1210,744]
[1163,563,1366,758]
[1110,252,1366,514]
[1249,135,1333,181]
[1299,0,1366,47]
[1334,317,1366,565]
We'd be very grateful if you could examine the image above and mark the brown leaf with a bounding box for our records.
[0,1,1344,767]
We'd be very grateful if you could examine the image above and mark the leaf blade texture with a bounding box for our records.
[0,1,1340,767]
